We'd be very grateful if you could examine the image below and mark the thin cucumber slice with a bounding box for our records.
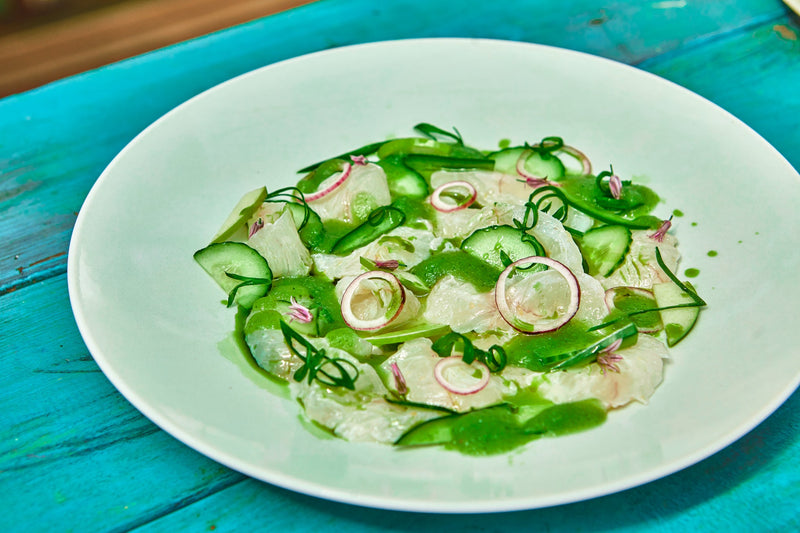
[193,242,272,308]
[403,154,494,181]
[394,413,458,446]
[363,323,450,347]
[488,146,566,180]
[210,186,267,243]
[652,281,701,346]
[282,202,325,251]
[377,138,485,160]
[460,225,542,270]
[606,287,663,332]
[577,225,632,277]
[330,206,406,256]
[377,155,430,199]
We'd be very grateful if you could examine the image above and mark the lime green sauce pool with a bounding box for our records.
[684,268,700,278]
[707,250,718,257]
[672,209,684,217]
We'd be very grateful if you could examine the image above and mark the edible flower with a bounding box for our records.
[248,217,264,238]
[350,154,368,166]
[649,215,673,242]
[374,259,400,270]
[518,176,560,189]
[609,174,622,199]
[390,362,408,395]
[287,297,313,323]
[597,339,623,375]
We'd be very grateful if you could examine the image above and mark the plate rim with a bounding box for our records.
[67,37,800,513]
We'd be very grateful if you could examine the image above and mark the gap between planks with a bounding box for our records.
[0,0,315,98]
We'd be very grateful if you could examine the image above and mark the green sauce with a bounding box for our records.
[498,138,511,149]
[672,209,684,217]
[707,250,718,257]
[443,400,607,456]
[217,307,290,399]
[391,195,436,229]
[684,268,700,278]
[411,250,501,292]
[505,321,597,372]
[247,276,344,337]
[610,289,661,331]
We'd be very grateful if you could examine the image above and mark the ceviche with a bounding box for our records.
[194,124,706,455]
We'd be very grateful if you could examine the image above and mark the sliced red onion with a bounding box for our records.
[558,145,592,175]
[429,180,477,212]
[350,154,368,166]
[604,287,661,334]
[433,356,490,395]
[340,270,405,331]
[515,149,548,183]
[305,162,352,202]
[528,143,592,176]
[495,256,581,334]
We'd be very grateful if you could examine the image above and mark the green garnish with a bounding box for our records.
[279,320,359,390]
[414,122,464,145]
[224,272,273,308]
[431,331,507,372]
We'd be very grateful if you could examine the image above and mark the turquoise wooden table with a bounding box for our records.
[2,0,799,530]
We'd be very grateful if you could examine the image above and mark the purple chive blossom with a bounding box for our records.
[249,217,264,238]
[390,362,408,395]
[649,215,673,242]
[287,297,313,324]
[350,154,368,166]
[374,259,400,270]
[597,339,624,375]
[518,176,560,189]
[609,174,622,199]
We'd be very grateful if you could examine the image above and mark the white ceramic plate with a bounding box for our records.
[68,39,800,513]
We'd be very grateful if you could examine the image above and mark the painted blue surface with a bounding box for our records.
[1,0,798,531]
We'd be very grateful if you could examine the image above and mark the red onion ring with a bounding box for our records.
[305,162,352,202]
[495,256,581,334]
[515,149,547,183]
[557,145,592,175]
[429,180,477,212]
[526,143,593,176]
[340,270,405,331]
[433,356,490,395]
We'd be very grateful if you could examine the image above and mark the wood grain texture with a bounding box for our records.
[0,0,315,96]
[1,0,799,531]
[0,275,246,533]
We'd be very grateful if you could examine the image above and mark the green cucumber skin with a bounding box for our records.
[578,225,632,277]
[549,320,638,371]
[460,225,540,270]
[488,146,566,180]
[193,242,272,308]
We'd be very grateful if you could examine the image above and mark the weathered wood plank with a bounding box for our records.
[0,0,787,293]
[134,390,800,532]
[0,275,245,533]
[641,16,800,170]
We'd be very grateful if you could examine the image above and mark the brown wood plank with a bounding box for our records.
[0,0,313,96]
